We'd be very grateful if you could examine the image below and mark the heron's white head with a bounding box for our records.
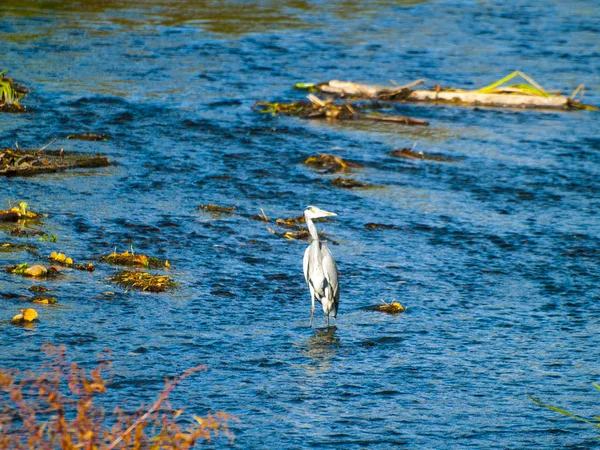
[304,205,337,220]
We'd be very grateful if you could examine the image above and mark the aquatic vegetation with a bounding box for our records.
[374,300,406,314]
[10,227,45,237]
[11,308,38,323]
[0,344,235,448]
[101,250,168,269]
[66,132,110,141]
[275,214,305,228]
[304,154,363,173]
[283,229,311,240]
[49,251,95,271]
[49,251,72,265]
[31,295,56,305]
[39,233,58,243]
[111,270,176,292]
[0,242,35,253]
[0,71,27,112]
[252,100,306,116]
[29,285,50,293]
[266,226,326,241]
[198,204,235,213]
[331,177,372,189]
[254,95,429,125]
[248,208,270,222]
[0,148,111,177]
[0,201,40,221]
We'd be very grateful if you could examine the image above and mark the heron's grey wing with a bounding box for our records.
[303,245,311,284]
[320,244,339,302]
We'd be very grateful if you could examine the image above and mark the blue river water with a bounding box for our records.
[1,1,599,448]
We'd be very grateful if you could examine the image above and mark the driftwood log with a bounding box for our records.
[407,89,570,108]
[313,78,594,110]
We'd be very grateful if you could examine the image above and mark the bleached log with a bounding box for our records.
[319,79,425,98]
[316,80,573,109]
[407,90,570,109]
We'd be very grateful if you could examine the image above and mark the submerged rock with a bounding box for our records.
[304,154,363,173]
[331,177,372,189]
[389,147,455,162]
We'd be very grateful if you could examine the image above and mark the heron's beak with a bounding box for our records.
[325,211,337,217]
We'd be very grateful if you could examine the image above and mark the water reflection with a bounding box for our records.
[301,325,340,374]
[1,0,428,35]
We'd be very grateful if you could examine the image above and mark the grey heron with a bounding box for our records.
[303,206,339,327]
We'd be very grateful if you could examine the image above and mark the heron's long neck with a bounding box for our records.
[305,215,319,241]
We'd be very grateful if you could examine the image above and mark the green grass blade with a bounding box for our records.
[475,71,552,97]
[529,395,599,427]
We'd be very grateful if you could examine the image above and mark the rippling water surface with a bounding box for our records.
[1,1,600,448]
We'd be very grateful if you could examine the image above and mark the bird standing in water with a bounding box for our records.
[303,206,339,327]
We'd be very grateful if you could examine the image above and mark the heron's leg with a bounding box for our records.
[310,295,315,328]
[326,313,329,327]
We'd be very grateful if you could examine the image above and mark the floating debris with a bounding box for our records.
[307,72,599,111]
[197,204,235,213]
[11,308,38,324]
[111,270,176,292]
[304,154,363,173]
[389,147,455,162]
[253,95,429,125]
[0,148,111,177]
[374,301,406,314]
[365,223,399,230]
[100,250,169,269]
[0,202,40,222]
[66,132,110,141]
[331,177,372,189]
[0,71,27,113]
[31,295,56,305]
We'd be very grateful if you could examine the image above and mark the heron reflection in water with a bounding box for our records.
[303,206,339,327]
[302,326,340,374]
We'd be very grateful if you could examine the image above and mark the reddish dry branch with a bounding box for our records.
[0,345,235,449]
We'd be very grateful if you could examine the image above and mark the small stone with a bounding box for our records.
[24,265,47,277]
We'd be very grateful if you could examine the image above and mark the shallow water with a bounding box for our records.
[1,0,600,448]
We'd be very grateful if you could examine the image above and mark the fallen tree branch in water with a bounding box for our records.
[253,95,429,126]
[0,148,112,177]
